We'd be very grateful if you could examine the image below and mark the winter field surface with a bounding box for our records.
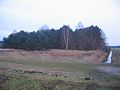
[0,49,120,90]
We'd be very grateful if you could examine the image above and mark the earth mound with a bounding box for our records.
[0,49,107,63]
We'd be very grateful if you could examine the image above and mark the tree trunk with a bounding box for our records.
[63,27,69,50]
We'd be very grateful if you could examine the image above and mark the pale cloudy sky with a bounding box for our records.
[0,0,120,45]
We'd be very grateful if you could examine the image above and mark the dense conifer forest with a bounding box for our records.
[2,25,107,51]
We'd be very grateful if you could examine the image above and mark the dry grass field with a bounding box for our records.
[0,49,120,90]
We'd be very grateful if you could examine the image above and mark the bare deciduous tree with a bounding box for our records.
[75,22,84,30]
[62,25,71,50]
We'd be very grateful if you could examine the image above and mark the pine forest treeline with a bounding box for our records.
[2,25,107,51]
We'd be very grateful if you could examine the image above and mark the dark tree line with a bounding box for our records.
[2,25,107,51]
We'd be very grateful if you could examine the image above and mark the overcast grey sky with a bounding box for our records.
[0,0,120,46]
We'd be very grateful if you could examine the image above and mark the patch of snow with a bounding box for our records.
[105,51,112,64]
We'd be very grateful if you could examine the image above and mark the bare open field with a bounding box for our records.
[0,49,120,90]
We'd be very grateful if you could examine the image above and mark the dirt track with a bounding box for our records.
[96,66,120,75]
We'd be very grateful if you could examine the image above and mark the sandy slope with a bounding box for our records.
[0,49,107,63]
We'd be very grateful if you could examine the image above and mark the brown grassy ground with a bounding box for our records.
[0,49,120,90]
